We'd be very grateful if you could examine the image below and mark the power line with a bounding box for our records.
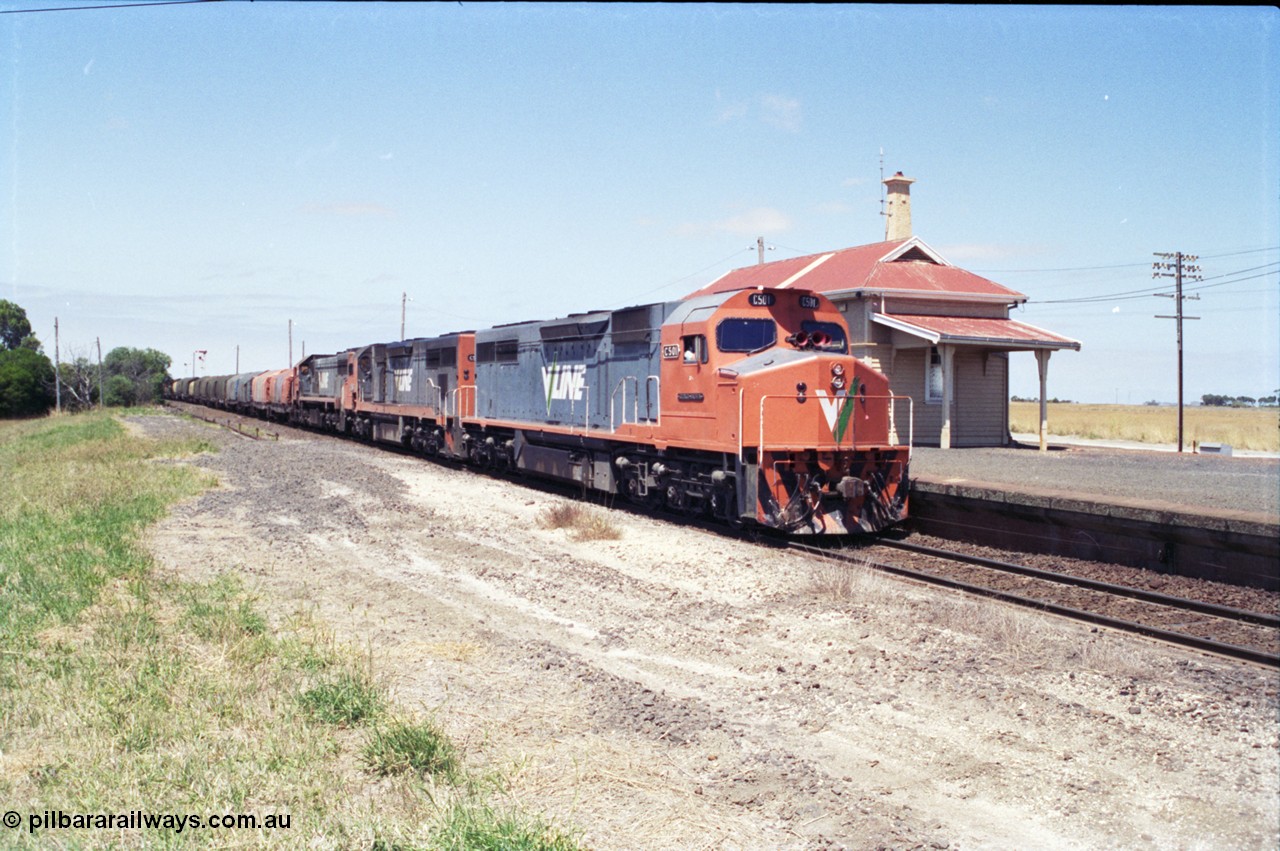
[1032,262,1277,305]
[1,0,215,13]
[971,245,1278,274]
[609,246,754,307]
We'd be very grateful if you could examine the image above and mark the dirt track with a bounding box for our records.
[139,412,1280,850]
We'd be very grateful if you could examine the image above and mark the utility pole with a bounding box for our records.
[288,319,293,367]
[236,344,240,374]
[1153,251,1202,453]
[95,337,103,408]
[54,317,61,413]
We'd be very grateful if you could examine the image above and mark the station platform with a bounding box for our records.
[906,441,1279,590]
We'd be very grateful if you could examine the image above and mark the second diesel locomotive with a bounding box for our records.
[173,286,912,535]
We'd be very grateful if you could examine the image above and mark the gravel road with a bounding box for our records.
[137,412,1279,850]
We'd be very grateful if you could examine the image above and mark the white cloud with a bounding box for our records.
[760,94,801,132]
[301,202,396,218]
[936,243,1024,261]
[711,91,802,132]
[815,200,854,215]
[676,207,792,237]
[712,89,749,125]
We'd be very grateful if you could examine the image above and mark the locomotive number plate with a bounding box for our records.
[662,344,681,359]
[748,292,776,307]
[799,295,820,310]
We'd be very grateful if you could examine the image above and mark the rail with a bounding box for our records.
[787,541,1279,669]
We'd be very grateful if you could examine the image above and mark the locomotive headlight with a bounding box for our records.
[831,374,846,390]
[831,363,845,377]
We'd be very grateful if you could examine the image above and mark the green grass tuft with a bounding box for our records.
[432,801,581,851]
[364,717,461,780]
[298,670,385,725]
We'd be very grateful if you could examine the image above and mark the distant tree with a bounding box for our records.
[1201,394,1228,407]
[103,346,171,406]
[1260,395,1278,407]
[57,353,100,411]
[1236,396,1257,407]
[0,347,55,417]
[0,299,41,352]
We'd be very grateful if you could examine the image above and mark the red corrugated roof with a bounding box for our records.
[874,313,1081,350]
[688,238,1026,301]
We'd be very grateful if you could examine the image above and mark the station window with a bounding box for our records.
[716,318,776,353]
[926,346,944,403]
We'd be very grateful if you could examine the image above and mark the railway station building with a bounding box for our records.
[687,173,1080,449]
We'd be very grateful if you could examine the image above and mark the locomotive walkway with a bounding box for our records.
[907,441,1279,591]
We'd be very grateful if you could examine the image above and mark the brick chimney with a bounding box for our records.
[882,171,915,241]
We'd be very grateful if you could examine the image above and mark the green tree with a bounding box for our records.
[0,299,41,352]
[103,346,171,406]
[0,347,55,417]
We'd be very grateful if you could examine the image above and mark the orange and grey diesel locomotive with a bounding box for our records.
[173,287,911,534]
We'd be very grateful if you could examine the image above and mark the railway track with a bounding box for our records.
[788,538,1280,669]
[169,402,280,441]
[165,402,1278,667]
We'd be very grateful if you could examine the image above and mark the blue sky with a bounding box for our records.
[3,3,1277,404]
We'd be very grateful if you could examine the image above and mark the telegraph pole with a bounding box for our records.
[95,337,103,408]
[54,317,61,413]
[1153,252,1202,453]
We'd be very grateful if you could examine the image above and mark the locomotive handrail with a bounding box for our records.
[609,375,660,432]
[447,385,477,420]
[754,392,904,453]
[610,377,636,432]
[419,378,440,416]
[889,393,915,457]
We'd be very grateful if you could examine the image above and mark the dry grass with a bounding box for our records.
[0,412,583,849]
[809,558,898,605]
[1010,402,1279,452]
[538,502,622,541]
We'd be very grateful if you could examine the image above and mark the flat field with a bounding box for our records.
[1010,402,1279,452]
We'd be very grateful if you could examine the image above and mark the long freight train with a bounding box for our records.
[170,287,912,535]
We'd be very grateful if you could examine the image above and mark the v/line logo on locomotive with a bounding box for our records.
[542,361,587,412]
[815,377,861,444]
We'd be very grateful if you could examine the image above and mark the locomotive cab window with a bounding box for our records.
[716,318,776,354]
[681,334,707,364]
